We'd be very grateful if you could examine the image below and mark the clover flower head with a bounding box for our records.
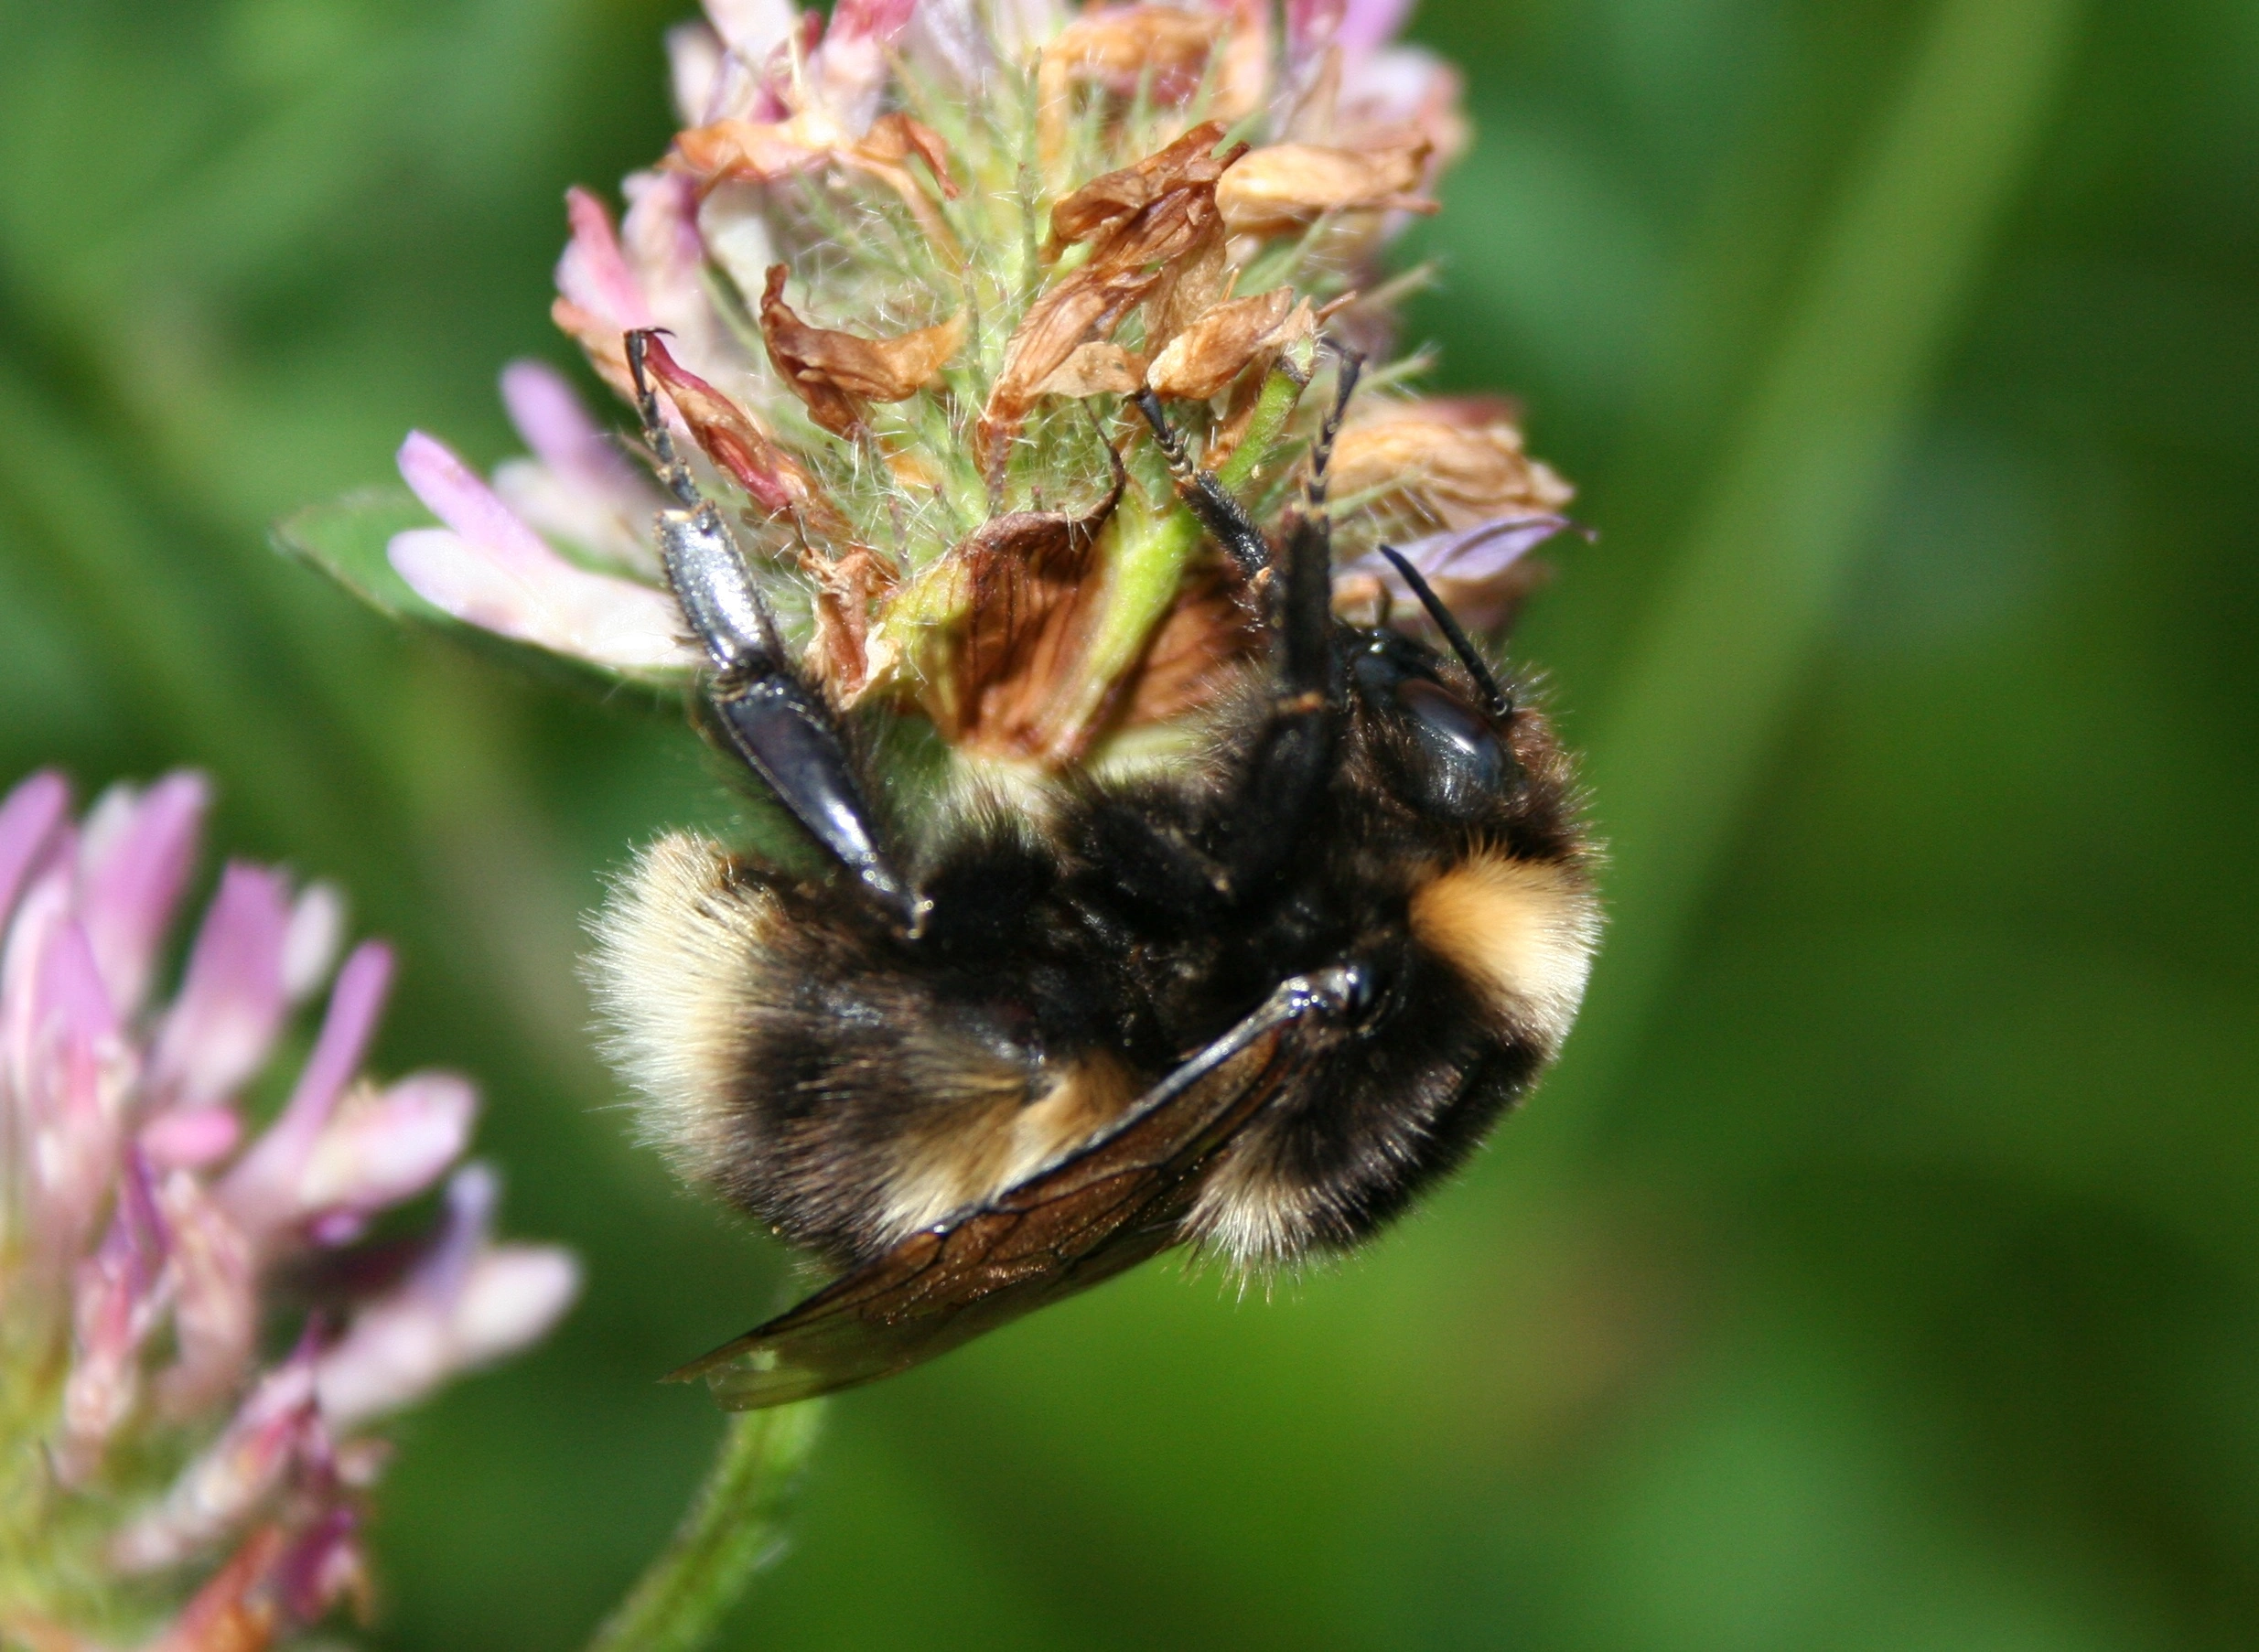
[0,770,578,1651]
[371,0,1578,770]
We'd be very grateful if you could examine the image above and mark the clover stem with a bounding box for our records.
[581,1400,825,1652]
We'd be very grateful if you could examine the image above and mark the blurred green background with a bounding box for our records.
[4,0,2256,1646]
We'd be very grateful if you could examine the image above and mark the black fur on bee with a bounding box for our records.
[594,332,1599,1403]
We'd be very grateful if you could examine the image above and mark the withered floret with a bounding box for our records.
[758,264,967,438]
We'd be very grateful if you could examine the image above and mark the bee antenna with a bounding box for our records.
[1375,544,1512,717]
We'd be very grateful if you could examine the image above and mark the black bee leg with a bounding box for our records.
[1209,352,1364,893]
[1134,390,1273,581]
[1305,342,1363,511]
[1214,510,1338,895]
[628,331,920,935]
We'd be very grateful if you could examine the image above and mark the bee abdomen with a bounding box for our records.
[590,832,1152,1264]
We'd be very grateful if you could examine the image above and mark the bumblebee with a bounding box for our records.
[592,334,1599,1408]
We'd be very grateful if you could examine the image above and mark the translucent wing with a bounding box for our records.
[671,967,1366,1410]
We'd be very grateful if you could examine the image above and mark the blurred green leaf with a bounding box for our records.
[274,485,460,624]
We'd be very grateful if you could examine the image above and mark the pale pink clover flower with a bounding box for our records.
[1,769,579,1649]
[388,1,1490,681]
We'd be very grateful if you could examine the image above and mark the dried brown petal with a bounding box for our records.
[982,123,1242,477]
[1036,5,1224,163]
[672,113,854,188]
[672,113,960,252]
[906,476,1124,756]
[1142,218,1232,358]
[758,264,966,438]
[803,543,899,696]
[636,332,824,521]
[1146,287,1304,401]
[859,113,961,199]
[1217,132,1436,238]
[1037,342,1146,398]
[1330,399,1576,531]
[1047,120,1238,251]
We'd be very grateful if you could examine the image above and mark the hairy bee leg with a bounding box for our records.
[1305,343,1363,514]
[1211,351,1364,892]
[1134,390,1273,580]
[1214,510,1336,895]
[627,331,919,934]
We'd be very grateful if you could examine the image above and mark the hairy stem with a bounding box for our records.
[582,1401,825,1652]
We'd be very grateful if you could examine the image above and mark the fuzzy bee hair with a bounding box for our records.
[591,636,1598,1280]
[586,335,1598,1404]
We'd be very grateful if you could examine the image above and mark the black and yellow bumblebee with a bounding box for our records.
[592,332,1599,1408]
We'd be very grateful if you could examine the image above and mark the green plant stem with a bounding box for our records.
[582,1401,825,1652]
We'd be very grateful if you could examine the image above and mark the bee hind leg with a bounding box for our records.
[626,329,920,936]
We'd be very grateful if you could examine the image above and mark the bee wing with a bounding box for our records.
[671,967,1366,1410]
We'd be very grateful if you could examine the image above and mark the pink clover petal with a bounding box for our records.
[908,0,1059,80]
[704,0,802,57]
[280,881,347,1004]
[1393,514,1576,582]
[393,429,693,668]
[829,0,915,41]
[1,874,71,1123]
[1339,516,1572,587]
[450,1245,582,1369]
[620,169,715,348]
[309,1209,371,1247]
[149,862,292,1109]
[155,1171,259,1417]
[78,772,209,1017]
[1339,43,1464,156]
[1337,0,1415,50]
[490,457,660,577]
[396,431,554,567]
[316,1245,581,1429]
[902,0,983,84]
[221,941,394,1239]
[296,1071,478,1225]
[557,187,656,334]
[495,362,662,574]
[14,912,134,1255]
[317,1164,579,1429]
[812,0,915,126]
[389,526,695,671]
[0,769,70,931]
[114,1347,323,1572]
[58,1152,172,1481]
[141,1105,243,1169]
[1287,0,1346,50]
[668,18,728,124]
[500,360,652,514]
[272,1505,367,1625]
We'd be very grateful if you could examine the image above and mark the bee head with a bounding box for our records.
[1349,628,1522,824]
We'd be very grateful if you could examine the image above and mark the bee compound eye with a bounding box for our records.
[1395,676,1509,791]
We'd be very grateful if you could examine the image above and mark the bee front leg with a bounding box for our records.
[629,332,920,936]
[1215,349,1362,894]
